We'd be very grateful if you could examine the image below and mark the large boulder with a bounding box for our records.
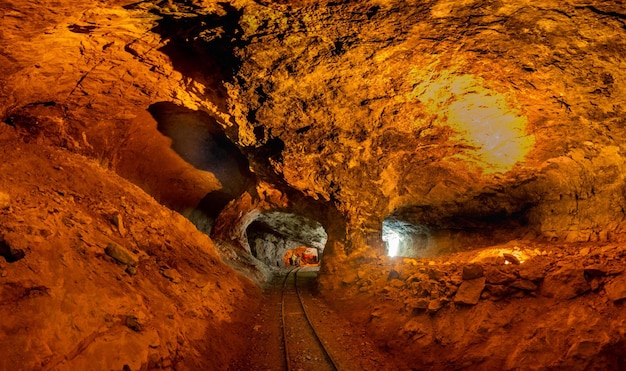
[541,266,590,300]
[454,277,486,305]
[604,275,626,302]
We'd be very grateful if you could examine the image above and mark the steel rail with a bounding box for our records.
[278,267,339,371]
[294,267,340,370]
[280,267,296,371]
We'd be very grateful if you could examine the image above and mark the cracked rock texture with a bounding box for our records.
[227,0,626,260]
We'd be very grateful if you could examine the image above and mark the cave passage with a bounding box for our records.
[246,211,327,268]
[149,102,254,196]
[147,102,257,234]
[283,246,319,267]
[382,217,431,258]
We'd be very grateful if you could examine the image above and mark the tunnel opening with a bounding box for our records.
[246,211,328,269]
[283,246,319,267]
[383,199,534,257]
[382,218,431,258]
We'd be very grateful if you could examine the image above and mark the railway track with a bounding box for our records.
[281,266,340,371]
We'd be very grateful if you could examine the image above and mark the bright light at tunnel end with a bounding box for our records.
[383,230,401,257]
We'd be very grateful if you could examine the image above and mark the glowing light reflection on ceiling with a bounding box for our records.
[409,70,535,174]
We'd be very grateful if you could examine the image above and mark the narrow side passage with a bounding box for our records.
[148,102,256,234]
[384,196,534,257]
[382,218,430,258]
[210,185,349,284]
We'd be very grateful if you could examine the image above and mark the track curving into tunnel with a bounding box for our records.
[281,267,340,371]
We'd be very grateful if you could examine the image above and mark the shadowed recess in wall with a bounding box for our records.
[149,101,254,196]
[148,102,255,233]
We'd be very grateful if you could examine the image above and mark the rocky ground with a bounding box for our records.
[324,239,626,370]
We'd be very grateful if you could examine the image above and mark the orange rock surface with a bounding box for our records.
[3,0,626,369]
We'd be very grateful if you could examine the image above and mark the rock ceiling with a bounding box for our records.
[148,0,626,259]
[1,0,625,261]
[228,0,626,249]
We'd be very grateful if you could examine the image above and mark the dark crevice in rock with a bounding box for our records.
[295,125,312,134]
[366,5,380,19]
[224,125,289,200]
[251,134,284,168]
[24,101,57,108]
[197,190,236,220]
[577,5,626,21]
[187,190,235,235]
[68,24,97,34]
[0,236,25,263]
[121,1,150,10]
[148,2,247,115]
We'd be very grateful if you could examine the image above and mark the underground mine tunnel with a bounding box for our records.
[3,0,626,370]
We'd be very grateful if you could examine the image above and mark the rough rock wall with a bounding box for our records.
[226,0,626,258]
[0,0,231,212]
[0,132,259,370]
[0,1,266,368]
